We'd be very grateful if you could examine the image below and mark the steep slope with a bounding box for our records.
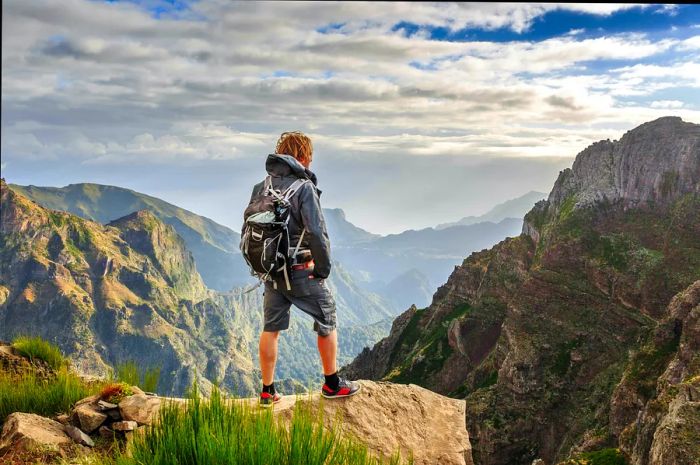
[10,182,250,291]
[435,190,546,230]
[342,117,700,465]
[0,179,257,396]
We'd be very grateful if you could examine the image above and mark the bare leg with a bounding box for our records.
[317,329,338,376]
[259,330,280,386]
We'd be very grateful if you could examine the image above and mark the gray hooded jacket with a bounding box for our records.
[245,154,332,279]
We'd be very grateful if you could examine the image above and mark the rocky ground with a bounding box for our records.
[0,343,473,465]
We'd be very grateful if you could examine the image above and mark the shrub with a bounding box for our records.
[12,336,65,370]
[561,448,628,465]
[100,383,134,404]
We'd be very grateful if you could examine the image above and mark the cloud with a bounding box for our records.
[650,100,685,109]
[1,0,698,233]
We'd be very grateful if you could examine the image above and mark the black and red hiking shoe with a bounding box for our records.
[259,391,281,407]
[321,377,361,399]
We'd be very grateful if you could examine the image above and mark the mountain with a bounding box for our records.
[9,183,393,298]
[342,117,700,465]
[334,218,523,308]
[0,179,257,396]
[9,182,250,292]
[382,268,435,312]
[9,182,396,316]
[435,191,547,229]
[323,207,380,245]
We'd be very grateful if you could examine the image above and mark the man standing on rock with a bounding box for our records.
[243,131,361,407]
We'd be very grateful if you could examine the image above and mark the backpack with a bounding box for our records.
[240,175,310,291]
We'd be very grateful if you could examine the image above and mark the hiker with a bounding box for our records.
[241,131,361,407]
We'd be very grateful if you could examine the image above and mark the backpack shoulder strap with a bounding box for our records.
[282,178,311,201]
[265,175,287,201]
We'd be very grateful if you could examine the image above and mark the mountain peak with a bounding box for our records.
[108,209,207,300]
[108,209,160,230]
[524,117,700,241]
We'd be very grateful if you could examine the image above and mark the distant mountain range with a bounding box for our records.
[335,218,523,308]
[435,191,546,229]
[12,182,529,311]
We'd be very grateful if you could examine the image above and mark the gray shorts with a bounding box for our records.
[263,268,337,336]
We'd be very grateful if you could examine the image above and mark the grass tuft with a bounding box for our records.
[561,448,628,465]
[114,361,161,393]
[12,335,65,370]
[0,366,101,422]
[112,384,410,465]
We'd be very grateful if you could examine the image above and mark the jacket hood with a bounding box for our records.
[265,153,319,187]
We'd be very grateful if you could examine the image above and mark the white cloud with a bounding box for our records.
[650,100,685,109]
[678,35,700,50]
[1,0,698,232]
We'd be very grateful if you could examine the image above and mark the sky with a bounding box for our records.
[2,2,700,235]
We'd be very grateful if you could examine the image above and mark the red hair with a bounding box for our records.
[276,131,313,167]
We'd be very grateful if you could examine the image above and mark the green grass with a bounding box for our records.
[474,370,498,390]
[559,195,577,222]
[114,361,161,393]
[12,335,66,370]
[0,366,101,422]
[562,448,627,465]
[110,385,410,465]
[552,339,581,376]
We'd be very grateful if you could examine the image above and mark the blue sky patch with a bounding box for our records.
[397,5,700,43]
[100,0,196,19]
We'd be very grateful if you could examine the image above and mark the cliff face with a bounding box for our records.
[0,179,257,395]
[524,116,700,240]
[342,117,700,465]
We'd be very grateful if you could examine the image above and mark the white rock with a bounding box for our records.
[73,402,108,433]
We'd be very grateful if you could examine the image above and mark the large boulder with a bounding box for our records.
[0,412,72,453]
[274,380,473,465]
[119,394,161,425]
